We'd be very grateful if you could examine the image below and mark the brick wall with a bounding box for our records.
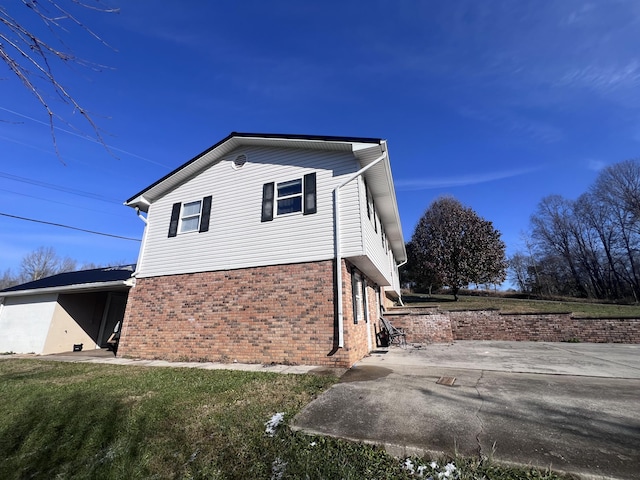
[118,260,376,368]
[386,309,454,344]
[341,261,380,364]
[450,310,640,343]
[383,308,640,344]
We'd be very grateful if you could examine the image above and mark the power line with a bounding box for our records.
[0,170,120,203]
[0,106,171,168]
[0,187,123,217]
[0,212,141,242]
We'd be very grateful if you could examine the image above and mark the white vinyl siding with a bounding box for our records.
[137,146,360,277]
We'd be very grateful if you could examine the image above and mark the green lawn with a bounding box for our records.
[403,292,640,317]
[0,359,574,479]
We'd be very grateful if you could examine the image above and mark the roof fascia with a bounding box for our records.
[0,279,133,298]
[125,132,384,210]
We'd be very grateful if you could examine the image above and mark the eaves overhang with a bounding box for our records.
[354,142,407,263]
[0,279,134,299]
[125,132,384,211]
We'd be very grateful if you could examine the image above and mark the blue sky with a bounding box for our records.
[2,1,640,278]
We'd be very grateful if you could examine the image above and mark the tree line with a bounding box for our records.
[510,159,640,302]
[402,158,640,304]
[0,246,112,290]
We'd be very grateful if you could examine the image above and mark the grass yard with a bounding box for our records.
[0,359,575,480]
[403,292,640,317]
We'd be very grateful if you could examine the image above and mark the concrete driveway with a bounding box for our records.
[292,341,640,480]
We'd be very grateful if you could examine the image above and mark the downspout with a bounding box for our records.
[334,144,387,348]
[135,207,148,225]
[396,259,408,306]
[133,207,149,277]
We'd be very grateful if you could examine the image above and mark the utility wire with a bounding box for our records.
[0,212,141,242]
[0,106,171,168]
[0,170,120,203]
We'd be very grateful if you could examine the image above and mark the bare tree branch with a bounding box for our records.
[0,1,119,161]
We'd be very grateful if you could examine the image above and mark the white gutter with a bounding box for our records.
[0,279,133,298]
[334,144,387,348]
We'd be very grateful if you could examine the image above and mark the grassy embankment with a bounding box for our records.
[0,359,574,479]
[402,292,640,318]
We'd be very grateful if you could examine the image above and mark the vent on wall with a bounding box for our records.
[232,154,247,169]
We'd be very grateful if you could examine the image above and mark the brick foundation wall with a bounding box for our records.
[383,308,640,344]
[341,261,380,365]
[118,260,376,368]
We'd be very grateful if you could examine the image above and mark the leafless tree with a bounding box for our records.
[0,1,119,159]
[526,159,640,302]
[19,246,76,282]
[0,268,18,289]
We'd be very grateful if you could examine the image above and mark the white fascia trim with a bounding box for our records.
[124,195,151,212]
[0,280,133,298]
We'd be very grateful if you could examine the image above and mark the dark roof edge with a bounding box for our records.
[0,264,136,293]
[228,132,383,144]
[125,132,383,204]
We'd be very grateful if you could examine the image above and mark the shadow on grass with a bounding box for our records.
[0,390,129,479]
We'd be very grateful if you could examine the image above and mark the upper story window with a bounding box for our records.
[168,196,212,237]
[364,179,371,220]
[277,179,303,215]
[261,172,316,222]
[180,200,202,233]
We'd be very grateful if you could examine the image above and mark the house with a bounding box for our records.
[119,133,406,367]
[0,265,135,355]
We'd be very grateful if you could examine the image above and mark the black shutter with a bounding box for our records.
[303,172,317,215]
[199,196,212,232]
[261,182,274,222]
[168,202,181,237]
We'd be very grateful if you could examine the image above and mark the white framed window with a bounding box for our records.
[352,271,364,324]
[179,200,202,233]
[277,179,303,216]
[168,196,212,237]
[261,173,317,222]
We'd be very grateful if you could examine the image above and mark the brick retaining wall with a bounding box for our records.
[385,309,454,344]
[450,310,640,343]
[385,308,640,344]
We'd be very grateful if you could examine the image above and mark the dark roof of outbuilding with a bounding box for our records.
[1,265,136,293]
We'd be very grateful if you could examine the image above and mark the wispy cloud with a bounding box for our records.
[556,61,640,94]
[395,167,541,191]
[459,107,564,143]
[587,159,607,171]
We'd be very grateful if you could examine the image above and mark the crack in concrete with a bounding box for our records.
[474,369,486,458]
